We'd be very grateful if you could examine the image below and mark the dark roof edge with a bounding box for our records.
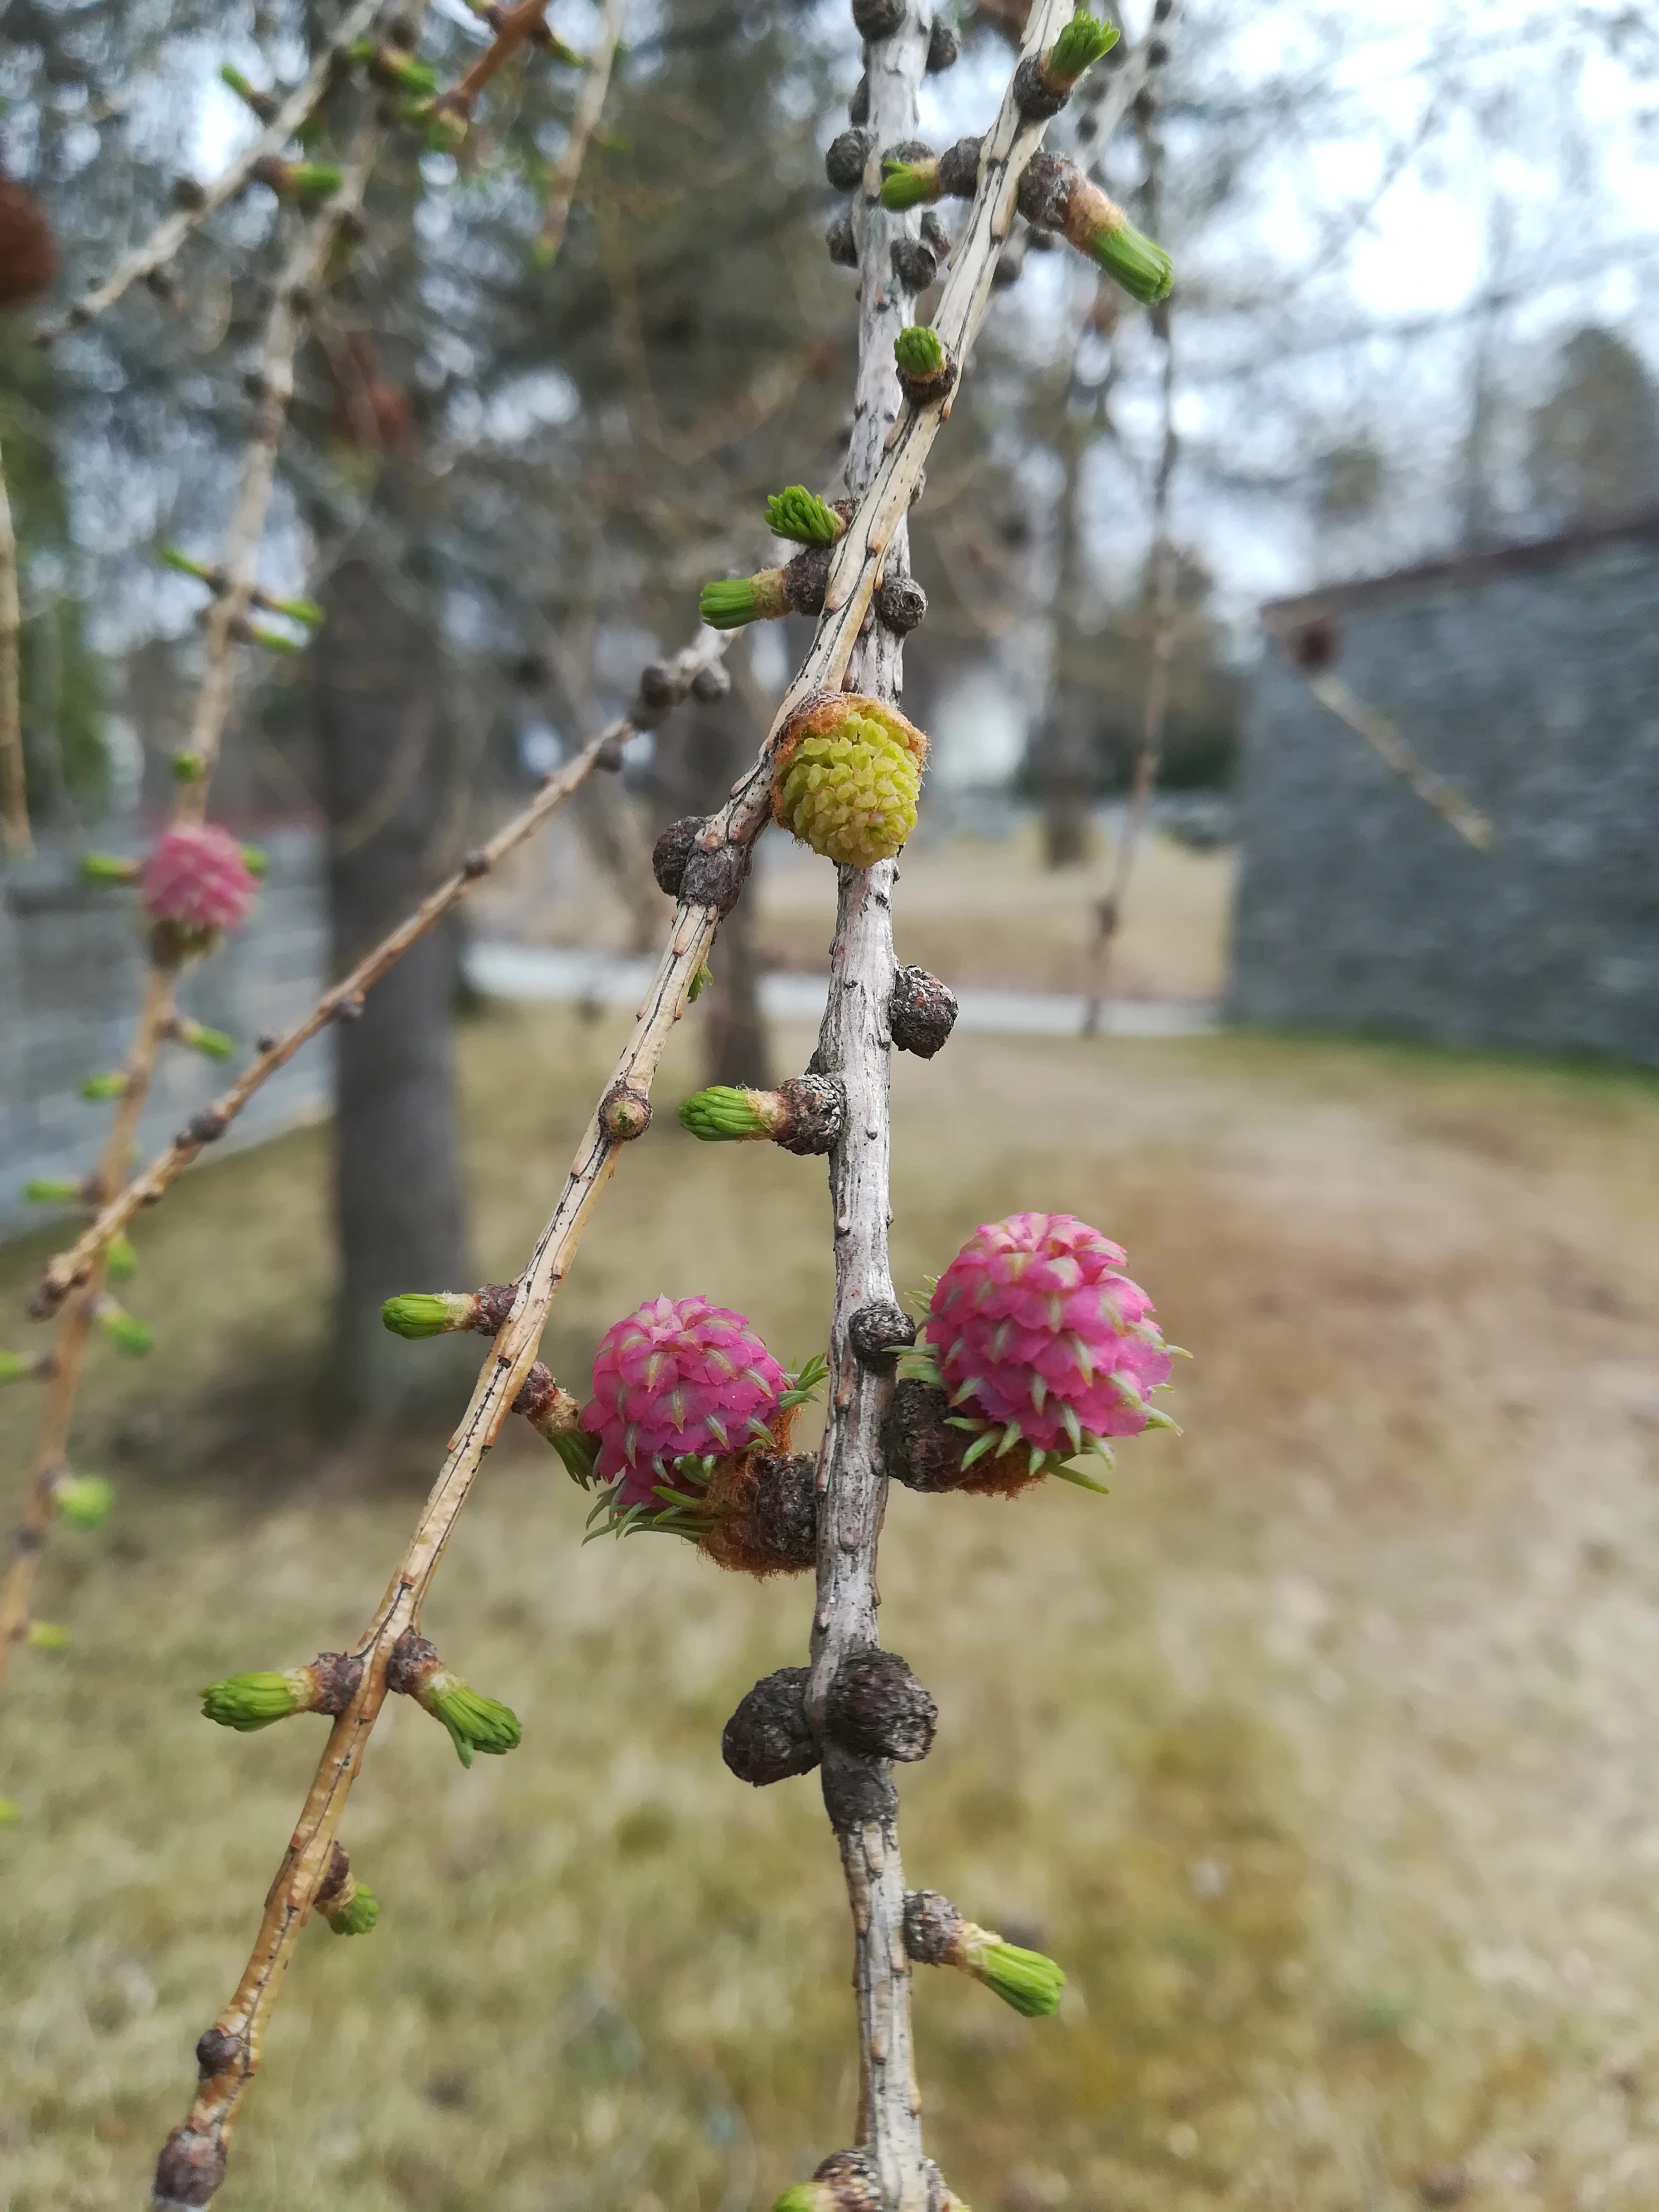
[1260,507,1659,630]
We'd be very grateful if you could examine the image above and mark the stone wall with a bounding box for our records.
[1228,518,1659,1066]
[1,828,330,1244]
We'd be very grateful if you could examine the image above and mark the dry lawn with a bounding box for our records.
[4,1004,1659,2212]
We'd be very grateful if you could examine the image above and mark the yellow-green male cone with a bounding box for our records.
[772,692,929,869]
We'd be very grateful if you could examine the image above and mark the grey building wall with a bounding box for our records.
[1,827,331,1243]
[1228,520,1659,1066]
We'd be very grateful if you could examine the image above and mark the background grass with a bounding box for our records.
[5,1000,1659,2211]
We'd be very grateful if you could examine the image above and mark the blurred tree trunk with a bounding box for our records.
[654,687,771,1090]
[313,545,470,1419]
[1035,420,1095,869]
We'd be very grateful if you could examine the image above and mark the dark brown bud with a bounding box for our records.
[386,1630,439,1700]
[511,1360,579,1434]
[1286,614,1339,673]
[308,1651,365,1714]
[747,1452,818,1569]
[826,127,874,191]
[937,134,983,200]
[783,543,833,618]
[1016,149,1076,236]
[1013,53,1070,120]
[691,660,730,702]
[902,1886,964,1966]
[920,208,951,257]
[153,2125,229,2209]
[652,814,702,896]
[890,237,938,294]
[824,1646,937,1762]
[884,1378,970,1491]
[848,1300,917,1364]
[889,964,958,1056]
[813,2149,884,2212]
[680,837,753,918]
[181,1108,227,1146]
[637,659,677,710]
[462,848,489,879]
[1132,85,1157,124]
[172,177,209,211]
[721,1666,820,1786]
[1147,36,1170,65]
[827,212,858,268]
[595,734,626,772]
[600,1081,652,1141]
[471,1283,517,1333]
[194,2026,243,2081]
[332,995,364,1022]
[852,0,905,40]
[926,16,962,71]
[848,72,870,125]
[312,1839,352,1913]
[255,1031,278,1054]
[875,573,928,635]
[774,1073,845,1156]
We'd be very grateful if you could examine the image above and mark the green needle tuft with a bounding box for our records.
[424,1673,522,1768]
[201,1669,311,1731]
[764,486,842,545]
[1090,217,1173,303]
[381,1291,477,1339]
[323,1879,380,1935]
[1049,7,1119,82]
[699,577,761,629]
[56,1475,115,1530]
[880,157,940,210]
[894,323,945,379]
[678,1086,770,1141]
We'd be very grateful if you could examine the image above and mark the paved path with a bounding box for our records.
[465,940,1219,1039]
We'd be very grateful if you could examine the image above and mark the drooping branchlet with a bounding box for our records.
[721,1665,821,1786]
[901,1888,1066,2016]
[824,1646,938,1763]
[386,1629,522,1768]
[889,964,958,1057]
[677,1074,846,1156]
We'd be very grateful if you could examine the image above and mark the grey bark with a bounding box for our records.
[313,547,470,1419]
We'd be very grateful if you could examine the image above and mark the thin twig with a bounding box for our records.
[35,0,387,343]
[0,967,176,1690]
[537,0,624,264]
[146,11,1074,2197]
[1082,92,1177,1038]
[33,630,731,1320]
[1306,671,1495,848]
[0,438,27,857]
[442,0,551,115]
[2,118,395,1695]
